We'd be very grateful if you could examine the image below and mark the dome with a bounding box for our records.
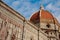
[30,9,59,24]
[30,10,53,21]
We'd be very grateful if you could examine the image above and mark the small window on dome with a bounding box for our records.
[46,23,50,28]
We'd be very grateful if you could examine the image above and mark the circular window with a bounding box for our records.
[46,23,50,28]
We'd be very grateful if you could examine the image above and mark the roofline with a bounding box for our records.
[0,0,39,31]
[29,10,39,20]
[0,0,25,20]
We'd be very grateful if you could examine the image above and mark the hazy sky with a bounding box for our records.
[2,0,60,23]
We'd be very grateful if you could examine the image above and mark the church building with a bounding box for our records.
[0,1,60,40]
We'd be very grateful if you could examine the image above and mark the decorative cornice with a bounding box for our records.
[0,1,25,20]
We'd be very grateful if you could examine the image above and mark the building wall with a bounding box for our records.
[40,22,59,40]
[0,1,48,40]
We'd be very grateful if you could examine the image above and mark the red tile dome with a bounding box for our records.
[30,9,58,24]
[30,10,53,20]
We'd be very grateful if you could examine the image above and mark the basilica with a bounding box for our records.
[0,0,60,40]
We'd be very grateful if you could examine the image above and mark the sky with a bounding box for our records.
[2,0,60,23]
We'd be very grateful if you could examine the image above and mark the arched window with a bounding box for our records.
[31,38,32,40]
[11,34,16,40]
[51,32,52,35]
[30,37,34,40]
